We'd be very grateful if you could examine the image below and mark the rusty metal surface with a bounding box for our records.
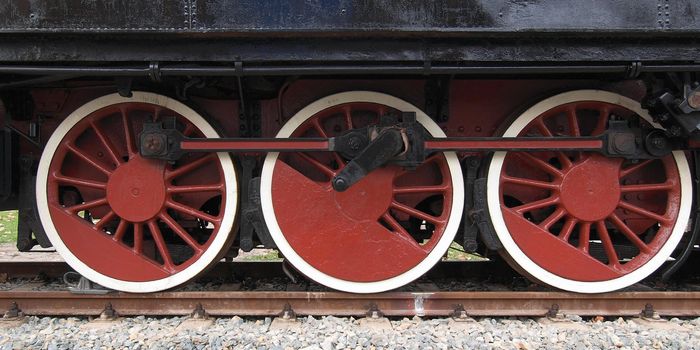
[1,290,698,317]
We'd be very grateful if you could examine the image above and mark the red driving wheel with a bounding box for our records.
[261,92,464,293]
[36,92,238,292]
[487,90,692,293]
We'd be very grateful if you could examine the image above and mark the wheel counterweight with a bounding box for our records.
[487,90,693,293]
[261,91,464,293]
[36,92,238,293]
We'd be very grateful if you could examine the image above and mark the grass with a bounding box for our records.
[241,249,282,261]
[446,242,488,261]
[0,210,18,243]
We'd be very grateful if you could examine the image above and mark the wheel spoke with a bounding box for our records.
[168,183,224,194]
[159,213,204,255]
[618,200,669,224]
[592,106,610,135]
[390,200,441,225]
[380,212,426,252]
[578,222,591,252]
[166,200,219,225]
[567,107,581,137]
[65,142,113,176]
[511,196,560,214]
[182,123,196,137]
[308,119,346,166]
[538,207,566,231]
[295,152,336,177]
[620,181,673,192]
[165,154,216,180]
[133,223,143,254]
[533,118,573,169]
[152,106,162,121]
[558,217,578,241]
[501,175,558,190]
[608,213,651,254]
[89,120,123,166]
[311,118,328,138]
[393,184,449,195]
[619,159,654,179]
[343,106,354,129]
[512,152,564,178]
[120,107,136,157]
[66,197,108,213]
[95,210,116,230]
[52,173,107,189]
[147,220,175,271]
[112,219,128,242]
[596,220,620,267]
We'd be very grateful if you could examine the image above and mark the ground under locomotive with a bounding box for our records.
[1,0,700,294]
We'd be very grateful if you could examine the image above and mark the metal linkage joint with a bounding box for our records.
[332,125,405,191]
[139,121,185,162]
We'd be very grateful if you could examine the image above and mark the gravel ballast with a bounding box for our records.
[1,315,698,349]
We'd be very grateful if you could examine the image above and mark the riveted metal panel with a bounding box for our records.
[0,0,189,32]
[0,0,699,34]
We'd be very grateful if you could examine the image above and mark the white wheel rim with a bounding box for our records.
[486,90,693,293]
[36,92,238,293]
[261,91,464,293]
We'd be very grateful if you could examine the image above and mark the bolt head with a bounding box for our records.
[689,92,700,109]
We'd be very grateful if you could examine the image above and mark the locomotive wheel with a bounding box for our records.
[261,91,464,293]
[487,90,692,293]
[36,92,238,292]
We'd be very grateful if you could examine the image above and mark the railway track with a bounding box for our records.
[2,259,699,318]
[1,290,699,318]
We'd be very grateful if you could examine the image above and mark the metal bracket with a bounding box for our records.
[471,178,503,251]
[279,303,297,320]
[115,77,133,98]
[240,176,276,251]
[190,303,209,319]
[461,157,481,253]
[99,303,118,320]
[3,302,23,319]
[366,303,384,319]
[64,271,111,295]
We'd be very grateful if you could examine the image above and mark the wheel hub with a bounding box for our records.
[106,157,166,222]
[560,154,621,222]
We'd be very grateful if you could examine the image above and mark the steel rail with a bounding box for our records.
[0,290,699,317]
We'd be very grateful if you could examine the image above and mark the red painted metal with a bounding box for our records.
[180,139,329,151]
[46,102,228,281]
[270,102,453,282]
[180,136,603,153]
[424,137,603,151]
[498,101,682,281]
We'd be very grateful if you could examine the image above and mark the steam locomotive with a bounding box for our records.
[1,0,699,293]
